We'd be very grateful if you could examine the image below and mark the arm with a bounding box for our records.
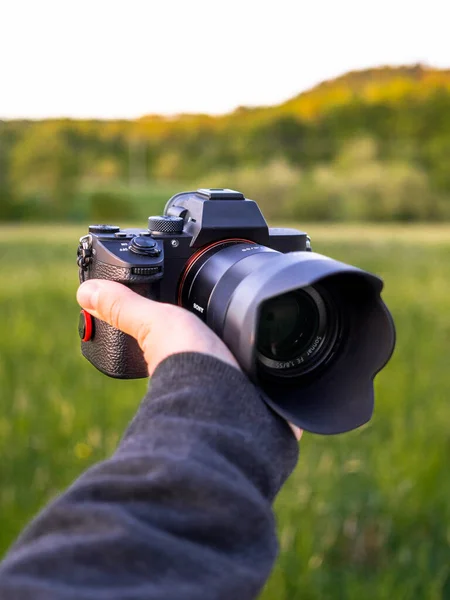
[0,282,299,600]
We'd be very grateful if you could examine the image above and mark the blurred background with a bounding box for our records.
[1,0,450,597]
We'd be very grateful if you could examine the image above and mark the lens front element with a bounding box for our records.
[256,286,335,377]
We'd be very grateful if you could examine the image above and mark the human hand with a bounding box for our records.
[77,279,302,440]
[77,279,240,375]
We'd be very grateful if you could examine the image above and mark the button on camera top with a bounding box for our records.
[89,224,120,233]
[132,236,156,249]
[129,236,161,256]
[115,231,135,239]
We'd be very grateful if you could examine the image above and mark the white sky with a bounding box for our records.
[0,0,449,119]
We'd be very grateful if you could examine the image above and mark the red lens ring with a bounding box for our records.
[177,238,255,307]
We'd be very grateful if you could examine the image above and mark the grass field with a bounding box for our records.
[1,224,449,598]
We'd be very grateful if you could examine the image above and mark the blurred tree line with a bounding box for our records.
[1,64,450,223]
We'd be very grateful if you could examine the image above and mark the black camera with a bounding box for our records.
[77,188,395,434]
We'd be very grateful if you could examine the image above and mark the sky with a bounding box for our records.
[0,0,449,120]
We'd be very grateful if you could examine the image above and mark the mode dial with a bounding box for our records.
[148,215,184,234]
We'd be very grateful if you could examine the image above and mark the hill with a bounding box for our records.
[277,64,450,117]
[137,64,450,125]
[1,64,450,223]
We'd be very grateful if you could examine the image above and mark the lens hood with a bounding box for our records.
[214,251,395,434]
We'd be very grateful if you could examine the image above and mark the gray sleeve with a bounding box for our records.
[0,353,299,600]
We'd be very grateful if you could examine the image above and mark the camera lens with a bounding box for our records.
[257,290,319,360]
[256,286,334,376]
[178,241,339,379]
[175,230,394,434]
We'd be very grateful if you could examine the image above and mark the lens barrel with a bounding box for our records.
[178,241,395,435]
[179,241,340,378]
[178,240,278,325]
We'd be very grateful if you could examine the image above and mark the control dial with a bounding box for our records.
[129,236,161,256]
[148,215,184,234]
[88,224,120,234]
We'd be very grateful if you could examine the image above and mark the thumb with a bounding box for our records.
[77,279,159,347]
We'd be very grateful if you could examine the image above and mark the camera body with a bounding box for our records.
[77,187,395,434]
[77,188,309,378]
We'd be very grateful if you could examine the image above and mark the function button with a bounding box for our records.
[131,236,156,249]
[115,232,135,239]
[129,236,161,256]
[88,224,120,234]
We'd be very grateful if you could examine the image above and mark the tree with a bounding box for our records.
[10,124,80,220]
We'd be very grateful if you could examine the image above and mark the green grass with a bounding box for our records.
[1,224,450,598]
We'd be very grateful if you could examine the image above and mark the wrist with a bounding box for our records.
[144,352,300,497]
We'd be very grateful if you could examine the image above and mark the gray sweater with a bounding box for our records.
[0,353,299,599]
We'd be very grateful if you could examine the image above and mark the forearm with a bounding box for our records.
[0,353,299,600]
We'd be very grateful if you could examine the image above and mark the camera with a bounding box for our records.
[77,188,395,434]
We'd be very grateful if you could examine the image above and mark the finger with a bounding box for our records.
[77,279,163,347]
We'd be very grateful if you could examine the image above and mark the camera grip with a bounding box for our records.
[81,320,148,379]
[80,260,155,379]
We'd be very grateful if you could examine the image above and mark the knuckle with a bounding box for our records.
[105,296,124,330]
[137,321,152,350]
